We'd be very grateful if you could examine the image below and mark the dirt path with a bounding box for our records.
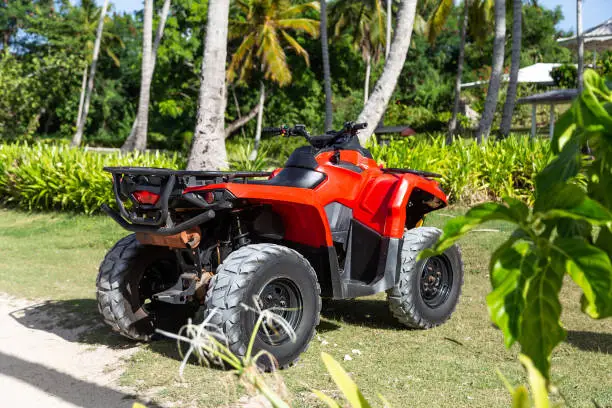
[0,293,160,408]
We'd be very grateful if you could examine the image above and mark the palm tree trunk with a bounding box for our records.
[75,64,88,133]
[122,0,172,151]
[499,0,522,138]
[386,0,392,59]
[447,0,469,143]
[71,0,109,147]
[321,0,333,131]
[187,0,230,170]
[356,0,419,144]
[364,53,371,104]
[249,81,266,161]
[576,0,583,93]
[122,0,154,151]
[475,0,505,143]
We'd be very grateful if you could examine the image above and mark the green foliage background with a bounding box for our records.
[0,0,575,147]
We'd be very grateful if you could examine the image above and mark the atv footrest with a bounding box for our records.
[153,273,198,304]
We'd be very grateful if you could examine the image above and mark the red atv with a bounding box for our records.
[98,122,463,368]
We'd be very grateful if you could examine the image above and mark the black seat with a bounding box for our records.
[285,146,319,169]
[249,167,326,189]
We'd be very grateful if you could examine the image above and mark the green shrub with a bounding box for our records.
[368,134,552,204]
[0,143,184,214]
[550,63,578,88]
[1,134,552,214]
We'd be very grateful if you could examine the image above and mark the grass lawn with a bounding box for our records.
[0,208,610,407]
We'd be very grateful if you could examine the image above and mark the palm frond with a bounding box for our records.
[414,14,427,35]
[239,48,254,83]
[426,0,453,44]
[276,18,319,38]
[105,48,120,67]
[280,1,320,19]
[260,24,291,86]
[228,20,252,39]
[280,29,309,66]
[227,33,255,83]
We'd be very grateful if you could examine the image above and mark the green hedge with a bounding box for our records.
[0,144,184,213]
[0,136,551,214]
[370,135,552,203]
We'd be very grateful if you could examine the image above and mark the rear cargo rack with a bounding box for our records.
[103,167,272,234]
[103,166,272,179]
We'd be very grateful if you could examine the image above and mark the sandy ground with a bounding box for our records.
[0,293,160,408]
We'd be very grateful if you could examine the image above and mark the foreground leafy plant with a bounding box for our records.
[314,352,391,408]
[157,306,293,408]
[422,70,612,381]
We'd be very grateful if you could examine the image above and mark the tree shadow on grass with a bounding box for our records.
[565,330,612,354]
[0,350,162,408]
[321,298,404,330]
[9,298,137,349]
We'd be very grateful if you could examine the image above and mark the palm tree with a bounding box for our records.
[127,0,153,152]
[227,0,319,159]
[331,0,386,104]
[71,0,109,147]
[187,0,231,170]
[122,0,172,151]
[356,0,419,144]
[66,0,123,144]
[447,0,469,141]
[500,0,522,138]
[475,0,505,143]
[447,0,494,141]
[321,0,333,131]
[576,0,583,93]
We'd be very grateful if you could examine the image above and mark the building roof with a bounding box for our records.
[461,63,566,89]
[516,89,579,105]
[373,126,416,136]
[558,17,612,52]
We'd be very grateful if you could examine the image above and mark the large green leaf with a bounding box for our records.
[535,138,581,198]
[535,184,612,224]
[551,104,577,154]
[487,241,535,348]
[517,264,565,380]
[595,225,612,262]
[421,201,525,257]
[552,237,612,319]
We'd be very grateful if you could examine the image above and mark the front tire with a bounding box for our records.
[387,227,463,329]
[204,243,321,370]
[96,234,197,341]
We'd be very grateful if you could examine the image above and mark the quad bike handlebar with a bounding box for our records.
[263,121,368,148]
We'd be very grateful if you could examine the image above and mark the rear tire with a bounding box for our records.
[96,234,197,341]
[387,227,463,329]
[204,243,321,370]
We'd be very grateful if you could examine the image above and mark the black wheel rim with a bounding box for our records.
[257,278,303,345]
[420,255,453,309]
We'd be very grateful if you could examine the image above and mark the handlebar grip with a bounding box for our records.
[262,127,282,135]
[354,122,368,130]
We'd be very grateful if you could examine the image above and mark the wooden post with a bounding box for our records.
[549,103,555,139]
[531,104,537,138]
